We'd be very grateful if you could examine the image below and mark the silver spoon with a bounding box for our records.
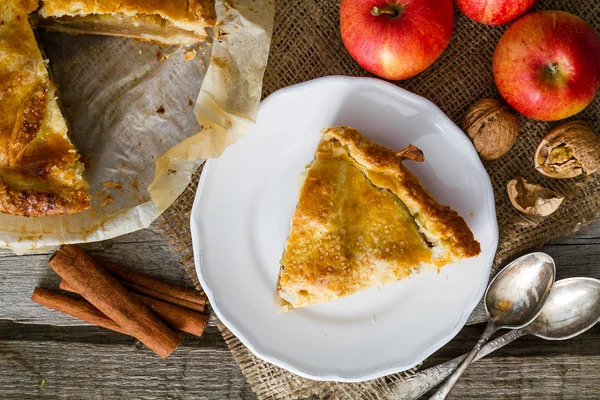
[392,277,600,399]
[429,252,555,400]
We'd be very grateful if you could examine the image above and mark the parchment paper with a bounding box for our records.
[0,0,274,252]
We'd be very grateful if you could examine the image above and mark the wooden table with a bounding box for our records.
[1,219,599,399]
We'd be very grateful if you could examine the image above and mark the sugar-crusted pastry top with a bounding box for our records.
[277,126,481,310]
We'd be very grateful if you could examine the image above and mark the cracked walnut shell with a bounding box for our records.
[463,98,519,161]
[535,120,600,179]
[507,177,564,217]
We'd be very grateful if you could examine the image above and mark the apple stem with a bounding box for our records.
[371,5,400,18]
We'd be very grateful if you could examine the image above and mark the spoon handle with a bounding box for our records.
[475,328,526,360]
[391,329,526,399]
[428,322,496,400]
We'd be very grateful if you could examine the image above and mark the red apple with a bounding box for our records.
[493,11,600,121]
[455,0,537,25]
[340,0,453,81]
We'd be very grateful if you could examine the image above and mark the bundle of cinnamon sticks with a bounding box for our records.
[31,244,208,358]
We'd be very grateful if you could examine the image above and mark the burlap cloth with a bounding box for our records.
[158,1,600,398]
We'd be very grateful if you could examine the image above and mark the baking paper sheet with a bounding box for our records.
[1,0,274,252]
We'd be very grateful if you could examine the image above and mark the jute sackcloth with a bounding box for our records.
[159,0,600,398]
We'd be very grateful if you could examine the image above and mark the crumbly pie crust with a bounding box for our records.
[38,0,216,45]
[0,0,215,216]
[0,0,89,216]
[277,126,481,310]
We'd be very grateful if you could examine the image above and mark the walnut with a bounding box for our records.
[507,177,564,217]
[463,98,519,161]
[535,120,600,179]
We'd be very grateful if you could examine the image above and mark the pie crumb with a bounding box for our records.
[184,49,197,61]
[102,195,114,206]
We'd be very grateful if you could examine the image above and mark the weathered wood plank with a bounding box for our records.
[413,320,600,399]
[535,243,600,280]
[0,320,229,349]
[1,319,599,399]
[424,320,600,362]
[446,355,600,399]
[548,219,600,244]
[0,325,256,400]
[0,223,200,325]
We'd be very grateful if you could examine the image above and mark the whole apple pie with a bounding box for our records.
[277,126,481,310]
[0,0,215,216]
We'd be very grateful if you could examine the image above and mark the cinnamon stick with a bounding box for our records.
[99,260,206,307]
[49,245,181,358]
[120,281,205,313]
[31,288,128,335]
[58,265,205,313]
[134,293,208,337]
[60,280,208,337]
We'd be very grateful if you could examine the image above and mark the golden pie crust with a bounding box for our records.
[277,126,481,310]
[0,0,89,217]
[38,0,216,45]
[0,0,215,216]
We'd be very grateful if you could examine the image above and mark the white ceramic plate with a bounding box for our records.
[191,76,498,382]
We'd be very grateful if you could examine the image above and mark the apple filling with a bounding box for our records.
[38,13,207,45]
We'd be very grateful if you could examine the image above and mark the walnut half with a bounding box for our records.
[535,121,600,179]
[507,177,564,217]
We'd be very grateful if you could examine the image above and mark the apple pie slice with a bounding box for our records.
[37,0,216,45]
[277,126,481,310]
[0,0,89,217]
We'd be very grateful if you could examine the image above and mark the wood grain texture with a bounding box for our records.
[420,309,600,399]
[0,219,599,399]
[0,323,256,400]
[0,226,199,325]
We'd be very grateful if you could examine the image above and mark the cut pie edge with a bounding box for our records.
[0,0,217,217]
[0,1,90,217]
[276,126,481,311]
[37,0,216,45]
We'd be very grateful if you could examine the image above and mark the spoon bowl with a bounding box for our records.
[526,277,600,340]
[485,252,556,328]
[393,277,600,400]
[430,252,556,400]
